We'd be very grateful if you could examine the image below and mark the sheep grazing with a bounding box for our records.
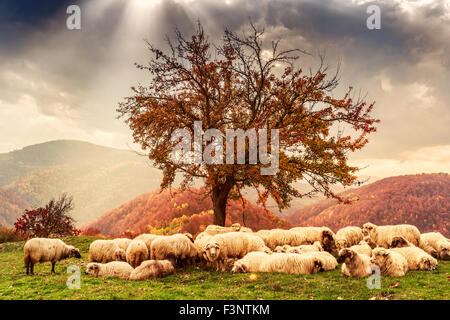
[339,248,373,278]
[85,261,134,279]
[126,239,149,268]
[89,240,126,263]
[390,247,438,271]
[150,233,199,267]
[113,238,132,252]
[420,232,450,260]
[371,248,409,277]
[290,227,336,252]
[302,251,338,271]
[261,229,308,251]
[24,238,81,275]
[348,240,372,257]
[128,260,175,281]
[260,253,324,274]
[134,233,160,253]
[362,222,421,248]
[335,226,364,250]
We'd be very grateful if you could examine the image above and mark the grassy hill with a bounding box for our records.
[0,140,162,225]
[286,173,450,236]
[82,188,291,237]
[0,236,448,300]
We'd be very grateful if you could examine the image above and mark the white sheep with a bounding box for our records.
[420,232,450,260]
[362,222,421,248]
[126,239,149,268]
[339,248,373,277]
[113,238,132,251]
[261,229,309,250]
[24,238,81,275]
[290,227,336,252]
[85,261,134,279]
[204,232,251,271]
[348,240,372,257]
[335,226,364,250]
[134,233,161,253]
[259,253,324,274]
[390,247,438,271]
[371,248,409,277]
[301,251,338,271]
[275,242,323,254]
[150,233,199,266]
[89,239,126,263]
[128,260,175,281]
[231,252,270,273]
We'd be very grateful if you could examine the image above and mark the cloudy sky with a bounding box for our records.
[0,0,449,178]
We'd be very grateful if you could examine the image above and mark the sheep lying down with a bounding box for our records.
[85,261,134,279]
[24,238,81,275]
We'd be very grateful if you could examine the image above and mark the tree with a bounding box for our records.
[14,193,80,238]
[117,22,379,226]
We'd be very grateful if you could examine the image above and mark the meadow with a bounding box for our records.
[0,236,448,300]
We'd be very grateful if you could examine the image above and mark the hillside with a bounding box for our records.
[286,173,450,236]
[0,187,30,226]
[82,188,291,237]
[0,140,162,225]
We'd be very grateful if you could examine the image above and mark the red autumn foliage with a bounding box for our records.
[82,188,291,237]
[14,193,80,238]
[286,173,450,237]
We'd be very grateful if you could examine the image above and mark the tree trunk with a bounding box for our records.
[211,178,234,226]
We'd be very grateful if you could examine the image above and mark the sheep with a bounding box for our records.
[150,233,199,267]
[113,238,132,252]
[420,232,450,260]
[204,232,251,270]
[126,239,149,268]
[203,224,241,236]
[389,247,438,271]
[302,251,338,271]
[134,233,160,253]
[261,229,309,250]
[85,261,133,279]
[371,248,409,277]
[24,238,81,275]
[89,240,126,263]
[363,235,377,249]
[388,236,415,248]
[275,242,323,254]
[339,248,373,277]
[244,233,272,254]
[259,253,324,274]
[254,229,271,244]
[335,226,364,250]
[290,227,336,252]
[362,222,421,248]
[231,252,270,273]
[128,260,175,281]
[348,240,372,257]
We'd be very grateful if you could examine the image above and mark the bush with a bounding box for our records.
[0,226,25,243]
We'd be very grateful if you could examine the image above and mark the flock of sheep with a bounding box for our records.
[23,222,450,281]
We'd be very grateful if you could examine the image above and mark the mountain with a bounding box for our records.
[82,188,292,237]
[286,173,450,236]
[0,140,162,225]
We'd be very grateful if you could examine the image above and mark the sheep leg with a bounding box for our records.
[51,262,56,274]
[30,263,34,275]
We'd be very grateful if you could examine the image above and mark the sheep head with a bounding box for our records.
[183,233,194,243]
[86,263,100,277]
[231,261,248,273]
[335,238,347,251]
[389,236,408,248]
[338,248,355,264]
[313,259,324,273]
[205,242,220,261]
[419,257,436,271]
[439,243,450,260]
[231,223,241,231]
[67,246,81,259]
[362,223,376,236]
[371,248,389,266]
[321,230,335,252]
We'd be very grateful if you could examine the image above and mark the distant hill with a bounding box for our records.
[286,173,450,236]
[0,140,162,225]
[0,187,30,226]
[82,188,292,237]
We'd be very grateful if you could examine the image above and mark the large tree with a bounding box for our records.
[117,22,379,226]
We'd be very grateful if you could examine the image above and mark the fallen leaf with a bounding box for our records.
[337,296,344,300]
[390,282,399,288]
[369,296,377,300]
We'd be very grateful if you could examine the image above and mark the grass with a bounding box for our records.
[0,236,448,300]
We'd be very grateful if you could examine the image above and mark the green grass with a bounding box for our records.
[0,236,448,300]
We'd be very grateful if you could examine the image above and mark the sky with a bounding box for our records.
[0,0,449,178]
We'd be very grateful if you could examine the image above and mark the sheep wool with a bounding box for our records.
[420,232,450,260]
[362,223,421,248]
[390,247,438,271]
[335,226,364,250]
[113,238,132,252]
[263,229,309,250]
[24,238,81,275]
[348,241,372,257]
[134,234,160,253]
[89,240,127,263]
[290,227,336,252]
[339,248,373,278]
[85,261,134,279]
[150,234,199,266]
[302,251,338,271]
[126,239,149,268]
[259,253,323,274]
[128,260,175,281]
[371,248,409,277]
[231,252,270,273]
